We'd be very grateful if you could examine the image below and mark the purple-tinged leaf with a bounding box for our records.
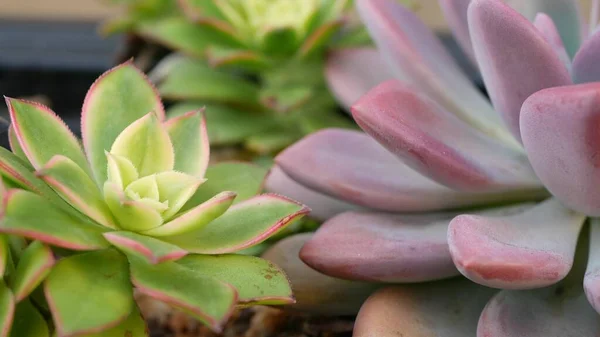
[438,0,477,65]
[468,0,572,142]
[352,81,541,191]
[82,62,165,185]
[262,234,381,315]
[165,110,210,177]
[6,98,89,173]
[276,129,546,212]
[325,48,393,110]
[534,13,571,72]
[264,166,361,221]
[354,278,496,337]
[0,283,14,337]
[104,231,188,264]
[449,199,585,289]
[521,83,600,215]
[356,0,513,144]
[584,219,600,314]
[11,241,54,302]
[572,29,600,83]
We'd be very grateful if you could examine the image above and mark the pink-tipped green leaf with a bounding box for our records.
[521,83,600,215]
[83,304,147,337]
[352,81,541,192]
[448,198,585,289]
[354,279,496,337]
[154,171,204,220]
[44,249,134,337]
[6,98,89,173]
[0,189,109,250]
[438,0,477,65]
[10,300,49,337]
[356,0,514,145]
[82,62,165,185]
[163,194,308,254]
[103,182,163,232]
[468,0,572,142]
[584,219,600,314]
[534,13,572,72]
[325,48,393,110]
[11,241,54,302]
[165,110,209,177]
[276,129,546,212]
[177,254,294,305]
[129,256,237,333]
[103,231,188,264]
[0,283,14,337]
[7,125,28,166]
[572,29,600,83]
[141,191,235,237]
[36,155,116,228]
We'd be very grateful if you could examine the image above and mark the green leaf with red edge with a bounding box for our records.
[83,304,148,337]
[178,0,227,21]
[36,155,116,228]
[157,58,260,106]
[128,256,237,332]
[103,231,188,264]
[177,254,294,305]
[82,61,165,186]
[7,126,29,166]
[6,98,89,174]
[9,300,49,337]
[206,47,270,71]
[0,189,109,251]
[162,194,309,254]
[141,191,236,237]
[181,162,267,212]
[165,110,210,177]
[44,249,134,337]
[0,282,14,337]
[298,19,343,58]
[11,241,54,303]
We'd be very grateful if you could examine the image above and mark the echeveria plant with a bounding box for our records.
[104,0,363,154]
[268,0,600,335]
[0,62,308,336]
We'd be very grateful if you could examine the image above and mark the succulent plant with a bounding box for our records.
[267,0,600,334]
[0,61,309,336]
[103,0,365,155]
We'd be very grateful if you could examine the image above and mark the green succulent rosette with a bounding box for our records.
[0,62,308,336]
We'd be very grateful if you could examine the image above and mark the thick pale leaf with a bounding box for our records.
[354,279,496,337]
[129,257,237,332]
[6,98,89,172]
[37,155,116,228]
[11,241,54,302]
[325,48,393,110]
[181,162,266,212]
[534,13,572,72]
[0,189,109,250]
[44,249,134,336]
[521,83,600,215]
[154,171,204,220]
[84,305,148,337]
[178,254,293,305]
[110,112,174,177]
[276,129,547,212]
[106,152,139,189]
[141,191,235,237]
[104,183,163,232]
[449,198,585,289]
[352,81,541,191]
[469,0,572,142]
[163,194,309,254]
[165,110,209,177]
[584,219,600,314]
[9,300,49,337]
[0,283,14,337]
[82,62,164,185]
[572,29,600,83]
[439,0,477,65]
[104,231,187,264]
[264,166,361,221]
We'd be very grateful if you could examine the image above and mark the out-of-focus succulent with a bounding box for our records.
[0,61,309,336]
[268,0,600,335]
[103,0,366,155]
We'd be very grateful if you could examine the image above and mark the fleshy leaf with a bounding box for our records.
[36,155,116,228]
[106,152,139,190]
[104,183,163,232]
[163,194,309,254]
[205,47,270,70]
[534,13,571,72]
[354,279,496,337]
[6,98,89,172]
[0,283,14,337]
[572,29,600,83]
[103,231,188,264]
[129,256,237,332]
[8,125,28,165]
[110,112,174,177]
[154,171,204,220]
[298,19,343,58]
[82,62,165,185]
[9,300,49,337]
[177,254,293,305]
[44,249,134,337]
[165,110,209,177]
[439,0,477,65]
[0,189,109,250]
[181,162,266,212]
[352,81,541,191]
[141,191,235,237]
[584,219,600,314]
[83,305,148,337]
[0,236,7,277]
[468,0,572,142]
[11,241,54,302]
[449,198,585,289]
